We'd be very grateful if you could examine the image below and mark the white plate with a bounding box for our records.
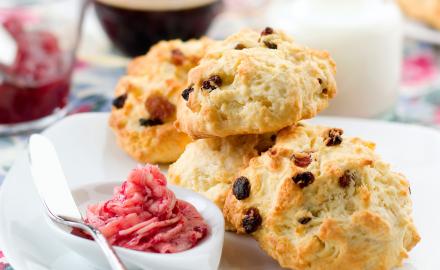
[1,112,439,270]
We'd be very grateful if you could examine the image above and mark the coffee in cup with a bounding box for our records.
[94,0,222,56]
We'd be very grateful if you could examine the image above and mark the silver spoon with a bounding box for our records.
[28,134,127,270]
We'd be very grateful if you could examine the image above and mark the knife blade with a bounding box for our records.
[28,134,82,221]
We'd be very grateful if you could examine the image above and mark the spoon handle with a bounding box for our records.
[50,213,127,270]
[83,224,127,270]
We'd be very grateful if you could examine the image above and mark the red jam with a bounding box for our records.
[83,165,208,253]
[0,18,71,124]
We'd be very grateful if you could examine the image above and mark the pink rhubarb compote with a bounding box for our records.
[83,165,208,253]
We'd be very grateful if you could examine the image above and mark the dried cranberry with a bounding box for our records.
[292,153,312,168]
[292,172,315,189]
[325,128,343,146]
[182,86,194,101]
[139,118,163,127]
[242,208,262,234]
[145,95,175,121]
[339,170,355,188]
[298,217,312,225]
[235,43,246,50]
[263,41,277,49]
[261,27,274,36]
[112,93,127,109]
[171,49,185,66]
[233,176,251,200]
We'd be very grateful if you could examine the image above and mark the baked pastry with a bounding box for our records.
[223,124,420,270]
[175,27,337,138]
[110,38,214,163]
[109,76,192,163]
[127,37,214,80]
[397,0,440,29]
[168,134,274,210]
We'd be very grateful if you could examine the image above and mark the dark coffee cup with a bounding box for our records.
[94,0,222,57]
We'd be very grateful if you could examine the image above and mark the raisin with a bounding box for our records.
[263,41,277,49]
[182,86,194,101]
[261,27,274,36]
[233,176,251,200]
[112,93,127,109]
[210,75,222,86]
[270,134,277,142]
[318,78,323,84]
[235,43,246,50]
[242,207,262,234]
[292,153,312,168]
[145,95,175,121]
[325,128,343,146]
[202,75,222,91]
[322,88,328,95]
[298,217,312,225]
[139,118,163,127]
[292,172,315,189]
[339,170,356,188]
[171,49,185,66]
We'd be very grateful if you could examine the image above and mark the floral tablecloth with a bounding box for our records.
[1,39,440,269]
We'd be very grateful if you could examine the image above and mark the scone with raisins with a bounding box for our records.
[110,38,214,163]
[223,124,420,270]
[397,0,440,29]
[175,28,337,138]
[168,134,274,209]
[110,76,192,163]
[127,37,214,80]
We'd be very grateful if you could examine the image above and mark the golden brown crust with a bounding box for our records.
[175,28,337,138]
[397,0,440,29]
[223,124,420,270]
[109,38,214,163]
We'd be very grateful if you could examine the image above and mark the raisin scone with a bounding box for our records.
[175,27,337,138]
[110,38,214,163]
[109,75,192,163]
[127,37,214,80]
[168,133,274,210]
[223,124,420,270]
[397,0,440,29]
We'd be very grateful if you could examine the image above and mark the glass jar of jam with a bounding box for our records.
[0,0,87,134]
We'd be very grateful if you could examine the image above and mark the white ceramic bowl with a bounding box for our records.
[48,181,225,270]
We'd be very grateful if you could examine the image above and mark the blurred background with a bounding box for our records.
[1,0,440,267]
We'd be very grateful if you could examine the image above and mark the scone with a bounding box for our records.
[168,133,274,210]
[397,0,440,29]
[109,75,192,163]
[175,27,337,138]
[127,37,214,80]
[110,38,214,163]
[223,124,420,270]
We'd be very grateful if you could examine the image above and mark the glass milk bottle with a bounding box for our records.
[271,0,403,117]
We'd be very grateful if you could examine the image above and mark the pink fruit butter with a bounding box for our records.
[83,165,208,253]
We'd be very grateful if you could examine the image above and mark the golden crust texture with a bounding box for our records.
[167,134,274,210]
[397,0,440,29]
[175,28,337,138]
[223,124,420,270]
[109,38,214,163]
